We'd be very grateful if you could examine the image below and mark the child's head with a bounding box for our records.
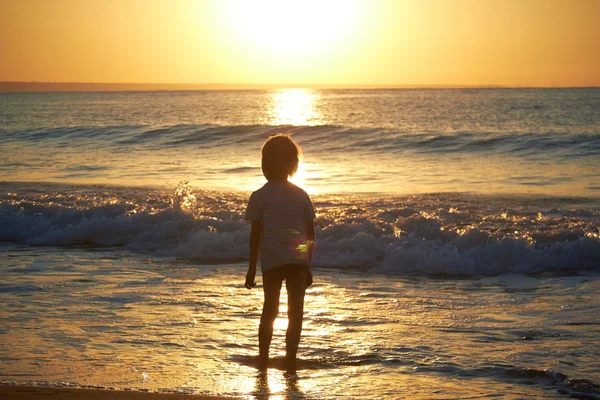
[261,133,301,181]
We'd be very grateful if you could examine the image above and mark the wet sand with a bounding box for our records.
[0,386,237,400]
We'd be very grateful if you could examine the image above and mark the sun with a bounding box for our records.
[219,0,360,58]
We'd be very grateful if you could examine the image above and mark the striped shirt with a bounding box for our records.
[245,181,316,273]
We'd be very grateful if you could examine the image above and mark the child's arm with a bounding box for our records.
[245,220,261,289]
[306,219,315,264]
[306,219,315,288]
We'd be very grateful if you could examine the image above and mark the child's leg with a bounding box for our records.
[285,267,307,368]
[259,271,283,368]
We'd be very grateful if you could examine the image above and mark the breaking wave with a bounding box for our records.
[2,182,599,276]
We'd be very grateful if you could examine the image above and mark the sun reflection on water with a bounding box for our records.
[237,160,321,195]
[274,303,289,331]
[266,88,323,126]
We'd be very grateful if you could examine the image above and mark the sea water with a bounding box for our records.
[1,89,599,399]
[1,88,599,195]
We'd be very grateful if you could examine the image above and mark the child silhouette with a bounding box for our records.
[244,134,315,372]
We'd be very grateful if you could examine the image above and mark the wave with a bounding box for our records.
[2,124,600,159]
[2,182,599,276]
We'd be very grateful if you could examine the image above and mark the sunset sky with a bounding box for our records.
[1,0,598,87]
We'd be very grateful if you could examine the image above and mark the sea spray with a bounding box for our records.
[2,182,599,275]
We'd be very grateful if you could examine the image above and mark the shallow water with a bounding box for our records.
[1,246,599,399]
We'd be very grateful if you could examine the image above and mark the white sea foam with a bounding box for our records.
[2,182,599,276]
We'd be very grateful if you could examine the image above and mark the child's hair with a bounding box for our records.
[261,133,301,181]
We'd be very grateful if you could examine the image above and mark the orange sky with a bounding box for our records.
[1,0,598,87]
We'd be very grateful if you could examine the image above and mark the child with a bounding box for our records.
[244,133,315,372]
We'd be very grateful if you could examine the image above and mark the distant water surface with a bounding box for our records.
[1,88,599,195]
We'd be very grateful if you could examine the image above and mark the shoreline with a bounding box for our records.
[0,385,237,400]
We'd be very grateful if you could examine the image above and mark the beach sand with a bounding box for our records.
[0,385,237,400]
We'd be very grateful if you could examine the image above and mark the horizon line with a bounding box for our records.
[1,81,599,93]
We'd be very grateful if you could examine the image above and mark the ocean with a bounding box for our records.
[1,88,599,399]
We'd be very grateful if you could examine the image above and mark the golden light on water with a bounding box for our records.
[267,89,323,126]
[246,88,324,194]
[242,159,322,194]
[271,302,288,331]
[292,161,325,195]
[289,161,307,192]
